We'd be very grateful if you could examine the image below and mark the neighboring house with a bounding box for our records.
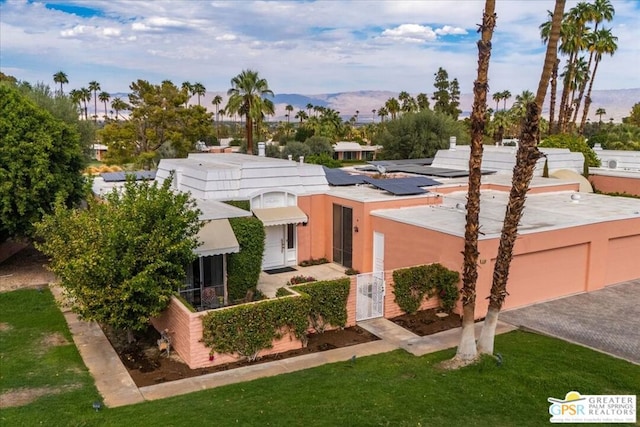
[333,141,382,161]
[91,144,108,161]
[589,145,640,196]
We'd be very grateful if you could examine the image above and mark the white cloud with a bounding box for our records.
[215,34,237,41]
[435,25,467,36]
[380,24,437,43]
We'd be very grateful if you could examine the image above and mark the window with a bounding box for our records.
[332,204,353,268]
[287,223,295,249]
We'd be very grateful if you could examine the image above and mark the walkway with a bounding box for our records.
[500,279,640,365]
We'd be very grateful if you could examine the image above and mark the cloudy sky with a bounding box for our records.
[1,0,639,96]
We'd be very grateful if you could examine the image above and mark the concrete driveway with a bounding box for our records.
[500,279,640,364]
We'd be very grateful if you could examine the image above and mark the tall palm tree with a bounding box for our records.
[295,110,308,123]
[579,27,617,133]
[456,0,497,363]
[225,69,274,155]
[181,82,193,107]
[192,82,206,106]
[501,90,511,110]
[98,91,110,121]
[548,58,560,134]
[492,92,502,111]
[477,0,566,355]
[88,81,101,122]
[111,97,128,120]
[416,93,430,111]
[79,87,91,120]
[69,89,82,117]
[285,104,294,123]
[595,107,606,123]
[211,95,223,137]
[306,103,313,117]
[385,97,400,120]
[572,0,614,129]
[53,71,68,95]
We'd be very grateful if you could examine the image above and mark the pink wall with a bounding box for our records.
[374,215,640,318]
[590,174,640,196]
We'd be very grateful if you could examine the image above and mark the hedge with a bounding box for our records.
[227,217,265,301]
[292,278,350,333]
[392,263,460,314]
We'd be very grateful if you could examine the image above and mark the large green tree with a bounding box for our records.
[0,84,86,241]
[99,80,214,167]
[35,176,201,341]
[375,110,468,159]
[226,70,274,155]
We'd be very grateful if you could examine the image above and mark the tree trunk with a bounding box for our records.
[246,114,254,155]
[479,0,564,355]
[126,329,135,344]
[557,52,574,133]
[548,59,559,135]
[579,59,600,134]
[455,0,496,362]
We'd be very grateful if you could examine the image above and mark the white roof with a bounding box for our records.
[156,153,329,200]
[333,142,382,152]
[371,190,640,239]
[594,149,640,171]
[432,146,585,176]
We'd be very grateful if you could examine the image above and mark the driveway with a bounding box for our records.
[500,279,640,364]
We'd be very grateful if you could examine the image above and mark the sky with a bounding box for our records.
[1,0,639,97]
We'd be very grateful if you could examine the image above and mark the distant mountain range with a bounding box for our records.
[105,88,639,123]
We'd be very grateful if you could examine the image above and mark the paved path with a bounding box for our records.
[501,279,640,365]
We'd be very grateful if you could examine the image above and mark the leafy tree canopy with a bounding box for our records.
[99,79,214,167]
[623,102,640,127]
[35,176,202,339]
[304,135,334,156]
[0,84,86,241]
[540,133,601,167]
[374,110,469,160]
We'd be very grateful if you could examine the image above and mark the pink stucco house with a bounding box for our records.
[92,145,640,368]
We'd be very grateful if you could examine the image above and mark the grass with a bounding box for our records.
[2,289,639,426]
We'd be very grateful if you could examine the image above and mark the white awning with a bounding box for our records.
[252,206,308,227]
[195,219,240,256]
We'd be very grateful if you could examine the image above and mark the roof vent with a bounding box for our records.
[608,159,617,169]
[455,202,466,210]
[571,194,581,203]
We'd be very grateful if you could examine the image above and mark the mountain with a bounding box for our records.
[99,89,639,124]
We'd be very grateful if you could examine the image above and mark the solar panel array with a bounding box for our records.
[363,176,441,196]
[101,171,157,182]
[323,167,367,186]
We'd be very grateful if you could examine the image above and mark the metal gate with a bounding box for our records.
[356,271,385,321]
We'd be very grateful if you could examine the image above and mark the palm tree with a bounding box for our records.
[548,58,560,134]
[355,110,359,124]
[501,90,511,111]
[111,97,128,120]
[88,81,101,122]
[295,110,307,123]
[385,97,400,120]
[285,104,294,123]
[579,27,617,133]
[98,91,110,120]
[456,0,497,363]
[211,95,223,137]
[181,82,193,106]
[572,0,615,130]
[192,82,206,106]
[377,107,388,122]
[492,92,502,111]
[53,71,68,95]
[306,103,313,117]
[69,89,82,117]
[79,87,91,120]
[225,69,274,155]
[416,93,430,111]
[595,107,606,123]
[477,0,566,355]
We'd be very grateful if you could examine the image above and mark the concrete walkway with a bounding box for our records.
[501,279,640,365]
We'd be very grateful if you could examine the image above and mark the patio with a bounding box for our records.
[257,262,349,297]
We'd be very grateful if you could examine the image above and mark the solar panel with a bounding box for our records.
[101,170,156,182]
[323,167,367,186]
[363,178,429,196]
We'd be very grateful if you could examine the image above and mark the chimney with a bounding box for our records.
[449,136,457,151]
[593,143,602,151]
[299,156,304,164]
[258,142,266,157]
[288,154,293,161]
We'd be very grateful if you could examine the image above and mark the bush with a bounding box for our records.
[392,263,460,314]
[275,287,293,297]
[345,268,360,276]
[202,295,310,361]
[291,278,350,333]
[299,258,329,267]
[227,217,265,301]
[540,134,600,167]
[287,275,317,285]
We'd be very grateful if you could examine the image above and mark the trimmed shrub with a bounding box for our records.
[275,287,293,297]
[299,257,329,267]
[287,275,316,285]
[292,278,350,333]
[202,295,310,361]
[227,217,265,301]
[392,263,460,314]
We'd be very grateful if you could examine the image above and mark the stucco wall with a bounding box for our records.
[589,174,640,196]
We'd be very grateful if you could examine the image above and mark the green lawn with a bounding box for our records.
[2,289,638,426]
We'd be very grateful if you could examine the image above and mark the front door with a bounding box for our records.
[263,225,286,270]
